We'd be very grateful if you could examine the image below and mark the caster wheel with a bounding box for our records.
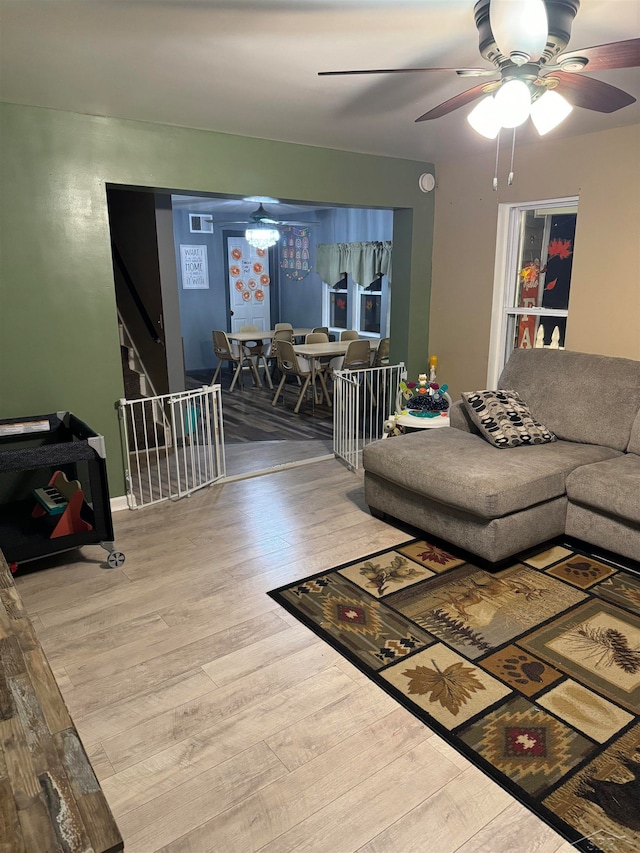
[107,551,126,568]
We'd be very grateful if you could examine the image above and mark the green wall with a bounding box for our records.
[0,103,435,495]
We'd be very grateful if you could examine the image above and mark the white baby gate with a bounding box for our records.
[118,385,226,508]
[333,362,406,470]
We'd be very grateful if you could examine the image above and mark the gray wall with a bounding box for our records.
[276,213,322,329]
[173,208,228,372]
[317,207,393,244]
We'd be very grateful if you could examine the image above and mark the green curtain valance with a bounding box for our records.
[316,241,392,287]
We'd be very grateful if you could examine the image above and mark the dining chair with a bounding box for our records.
[328,333,363,374]
[371,337,390,367]
[211,330,260,392]
[312,326,329,337]
[269,328,294,384]
[304,332,331,402]
[271,340,317,414]
[343,338,377,405]
[239,324,273,390]
[274,322,293,331]
[369,337,390,407]
[342,339,372,371]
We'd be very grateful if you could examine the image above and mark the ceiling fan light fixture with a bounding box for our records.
[494,78,531,127]
[530,90,573,135]
[489,0,548,65]
[245,224,280,250]
[467,95,502,138]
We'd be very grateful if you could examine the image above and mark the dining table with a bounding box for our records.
[292,338,379,406]
[228,328,313,344]
[227,328,313,389]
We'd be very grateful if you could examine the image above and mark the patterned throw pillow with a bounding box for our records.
[461,390,557,448]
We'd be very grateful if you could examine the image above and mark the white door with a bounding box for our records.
[227,237,272,332]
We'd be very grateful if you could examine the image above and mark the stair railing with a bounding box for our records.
[118,311,173,446]
[112,240,164,346]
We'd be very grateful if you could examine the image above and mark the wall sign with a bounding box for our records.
[180,244,209,289]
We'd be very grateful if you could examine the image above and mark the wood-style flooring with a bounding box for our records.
[187,369,334,444]
[15,460,575,853]
[188,367,335,477]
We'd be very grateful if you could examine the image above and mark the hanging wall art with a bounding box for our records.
[280,226,312,281]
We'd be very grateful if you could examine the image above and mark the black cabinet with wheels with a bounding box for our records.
[0,412,125,572]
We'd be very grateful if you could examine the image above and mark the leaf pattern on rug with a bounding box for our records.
[358,555,421,595]
[402,659,486,715]
[415,544,458,566]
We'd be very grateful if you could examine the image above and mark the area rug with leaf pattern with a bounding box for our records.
[268,539,640,853]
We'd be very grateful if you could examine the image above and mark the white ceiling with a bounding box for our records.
[1,0,639,162]
[171,194,340,218]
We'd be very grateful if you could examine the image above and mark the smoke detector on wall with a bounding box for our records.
[419,173,436,192]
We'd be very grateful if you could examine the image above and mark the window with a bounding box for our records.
[359,279,382,334]
[324,275,390,338]
[487,197,578,386]
[329,285,349,330]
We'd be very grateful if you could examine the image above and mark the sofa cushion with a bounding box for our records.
[498,349,640,452]
[461,389,556,448]
[566,454,640,525]
[627,411,640,455]
[362,429,621,519]
[448,399,479,433]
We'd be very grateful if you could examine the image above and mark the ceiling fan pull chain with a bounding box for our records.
[493,129,501,191]
[508,127,517,186]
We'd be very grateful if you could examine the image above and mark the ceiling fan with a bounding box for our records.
[204,202,314,249]
[319,0,639,135]
[204,203,313,229]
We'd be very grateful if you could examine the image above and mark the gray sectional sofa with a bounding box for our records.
[363,349,640,565]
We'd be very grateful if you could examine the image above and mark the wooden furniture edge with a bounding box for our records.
[0,550,123,853]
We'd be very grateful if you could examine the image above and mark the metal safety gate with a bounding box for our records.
[333,362,406,470]
[118,385,226,509]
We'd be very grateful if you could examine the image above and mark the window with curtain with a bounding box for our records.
[317,242,391,336]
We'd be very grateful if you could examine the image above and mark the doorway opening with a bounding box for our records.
[108,186,394,482]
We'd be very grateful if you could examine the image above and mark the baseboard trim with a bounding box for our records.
[110,496,129,512]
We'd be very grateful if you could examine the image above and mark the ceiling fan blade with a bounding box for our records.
[554,38,640,72]
[415,82,494,122]
[318,67,495,77]
[545,71,637,113]
[203,216,314,227]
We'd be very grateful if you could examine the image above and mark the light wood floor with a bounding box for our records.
[16,460,576,853]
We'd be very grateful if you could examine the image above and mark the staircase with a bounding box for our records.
[119,327,167,450]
